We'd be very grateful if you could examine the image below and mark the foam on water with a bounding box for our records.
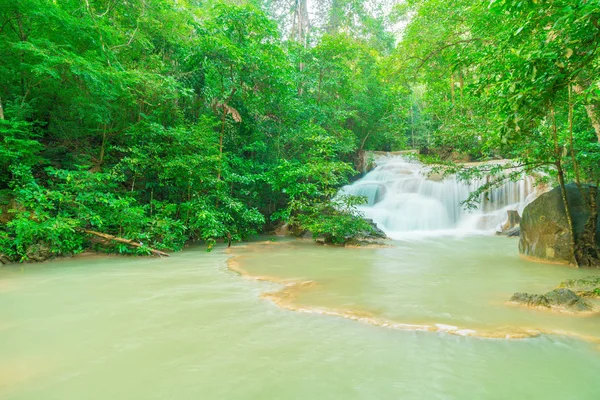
[341,154,542,239]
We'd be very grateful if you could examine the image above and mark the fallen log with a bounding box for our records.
[81,229,170,257]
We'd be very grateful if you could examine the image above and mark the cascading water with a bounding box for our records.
[341,154,542,239]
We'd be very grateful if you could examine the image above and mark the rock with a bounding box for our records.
[519,184,600,264]
[505,226,520,237]
[362,218,387,239]
[426,172,444,182]
[25,243,53,262]
[509,293,550,308]
[0,254,11,265]
[343,238,390,248]
[509,288,593,312]
[504,210,521,229]
[274,223,290,236]
[558,276,600,298]
[282,223,311,238]
[544,288,593,312]
[497,210,521,236]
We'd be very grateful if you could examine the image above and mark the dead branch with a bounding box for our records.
[81,229,170,257]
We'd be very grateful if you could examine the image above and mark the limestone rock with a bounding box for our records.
[497,210,521,237]
[502,210,521,231]
[519,184,600,264]
[558,276,600,298]
[25,243,53,262]
[545,288,593,311]
[362,219,387,239]
[509,293,550,308]
[510,288,593,312]
[505,226,520,237]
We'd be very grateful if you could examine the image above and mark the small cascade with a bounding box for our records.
[341,155,541,239]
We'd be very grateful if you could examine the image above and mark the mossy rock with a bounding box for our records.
[519,184,600,264]
[510,288,593,312]
[558,276,600,298]
[25,243,53,262]
[544,288,593,312]
[510,292,550,308]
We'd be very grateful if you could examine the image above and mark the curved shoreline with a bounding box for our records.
[226,242,600,346]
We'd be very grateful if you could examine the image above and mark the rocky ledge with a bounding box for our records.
[509,288,593,313]
[557,276,600,298]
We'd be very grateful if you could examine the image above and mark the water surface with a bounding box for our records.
[1,238,599,399]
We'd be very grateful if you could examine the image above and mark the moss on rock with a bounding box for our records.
[509,288,593,312]
[557,276,600,298]
[519,184,600,264]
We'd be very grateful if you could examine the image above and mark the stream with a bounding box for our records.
[1,238,600,399]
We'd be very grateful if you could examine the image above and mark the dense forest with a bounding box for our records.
[0,0,599,264]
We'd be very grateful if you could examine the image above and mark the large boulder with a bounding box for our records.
[519,184,600,264]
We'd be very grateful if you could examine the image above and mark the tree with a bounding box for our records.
[398,0,600,266]
[1,0,397,260]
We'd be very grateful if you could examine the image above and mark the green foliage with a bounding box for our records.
[0,120,42,187]
[395,0,600,265]
[397,0,600,176]
[295,195,375,244]
[0,0,402,260]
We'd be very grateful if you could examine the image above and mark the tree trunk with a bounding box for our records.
[328,0,341,33]
[0,96,4,120]
[568,86,599,266]
[217,106,226,182]
[292,0,309,46]
[81,229,170,257]
[410,105,415,148]
[317,69,323,105]
[99,124,107,166]
[16,11,29,99]
[556,161,578,266]
[215,87,237,184]
[552,107,578,265]
[450,74,455,106]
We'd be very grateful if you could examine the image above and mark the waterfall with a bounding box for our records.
[341,154,541,239]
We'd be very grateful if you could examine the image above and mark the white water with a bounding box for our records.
[342,155,541,239]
